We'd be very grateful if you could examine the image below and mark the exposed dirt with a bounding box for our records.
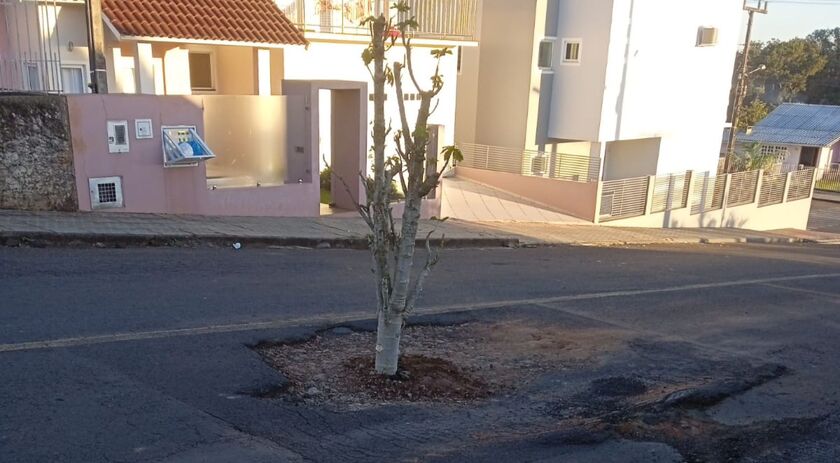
[254,320,629,406]
[253,320,822,461]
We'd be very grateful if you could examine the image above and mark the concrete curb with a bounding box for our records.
[0,231,520,250]
[814,192,840,204]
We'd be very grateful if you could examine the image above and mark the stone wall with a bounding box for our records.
[0,94,78,211]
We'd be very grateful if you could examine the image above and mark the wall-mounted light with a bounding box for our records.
[67,41,75,52]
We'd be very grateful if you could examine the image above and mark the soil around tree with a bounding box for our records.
[251,318,817,462]
[253,320,627,407]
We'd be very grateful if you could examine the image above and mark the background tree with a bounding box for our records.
[806,28,840,105]
[756,38,827,103]
[738,99,771,130]
[358,3,461,376]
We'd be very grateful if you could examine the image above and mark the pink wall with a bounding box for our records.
[455,167,599,221]
[68,95,210,214]
[206,184,318,217]
[67,94,321,217]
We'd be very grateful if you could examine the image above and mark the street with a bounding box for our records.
[2,243,840,461]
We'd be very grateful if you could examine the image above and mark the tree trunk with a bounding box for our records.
[375,310,404,375]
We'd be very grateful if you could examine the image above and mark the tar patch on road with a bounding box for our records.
[242,308,828,462]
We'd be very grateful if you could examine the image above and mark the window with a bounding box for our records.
[562,39,582,64]
[188,52,215,91]
[60,66,86,94]
[760,145,788,161]
[697,27,719,47]
[538,40,554,69]
[25,63,40,91]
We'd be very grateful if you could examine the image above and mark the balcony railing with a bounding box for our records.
[277,0,480,41]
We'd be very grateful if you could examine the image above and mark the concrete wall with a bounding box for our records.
[454,166,599,221]
[547,0,614,142]
[282,80,368,209]
[832,142,840,165]
[284,40,459,166]
[454,46,481,144]
[67,94,322,217]
[0,95,78,211]
[597,0,742,175]
[465,0,538,149]
[603,138,661,180]
[68,95,209,214]
[202,95,306,188]
[603,195,813,231]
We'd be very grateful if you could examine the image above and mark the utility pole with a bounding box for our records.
[724,0,768,173]
[85,0,109,93]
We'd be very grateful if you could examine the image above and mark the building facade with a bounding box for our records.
[456,0,743,180]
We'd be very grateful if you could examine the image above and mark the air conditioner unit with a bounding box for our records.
[697,27,719,47]
[530,156,548,176]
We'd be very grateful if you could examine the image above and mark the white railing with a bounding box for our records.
[0,0,69,93]
[815,165,840,193]
[277,0,480,40]
[599,168,816,222]
[458,142,601,183]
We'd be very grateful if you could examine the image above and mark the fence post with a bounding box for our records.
[643,175,656,216]
[782,171,793,203]
[721,174,733,212]
[753,170,765,206]
[685,170,697,210]
[809,168,818,199]
[593,180,603,224]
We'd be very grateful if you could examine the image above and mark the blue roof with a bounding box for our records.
[741,103,840,147]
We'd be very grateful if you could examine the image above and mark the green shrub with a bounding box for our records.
[320,167,332,192]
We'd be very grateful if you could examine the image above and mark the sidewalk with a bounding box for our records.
[0,209,832,249]
[814,190,840,204]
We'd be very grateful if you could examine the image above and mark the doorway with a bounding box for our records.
[800,146,819,167]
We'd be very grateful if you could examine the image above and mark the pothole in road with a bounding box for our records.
[252,320,628,406]
[251,319,818,462]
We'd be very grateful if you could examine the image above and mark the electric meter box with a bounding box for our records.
[161,126,216,168]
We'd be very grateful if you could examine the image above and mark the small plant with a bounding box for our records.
[730,142,778,173]
[320,166,333,192]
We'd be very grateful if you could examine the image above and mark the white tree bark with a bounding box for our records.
[361,5,462,376]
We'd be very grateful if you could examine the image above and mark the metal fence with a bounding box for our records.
[0,0,69,94]
[758,172,787,207]
[277,0,480,40]
[599,176,650,221]
[787,169,815,201]
[650,172,691,213]
[458,142,601,183]
[690,174,726,214]
[815,164,840,193]
[727,170,760,207]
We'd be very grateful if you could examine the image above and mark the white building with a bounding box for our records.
[456,0,743,180]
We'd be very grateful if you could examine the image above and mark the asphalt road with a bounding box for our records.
[808,199,840,233]
[2,243,840,462]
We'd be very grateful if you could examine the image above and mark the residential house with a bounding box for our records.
[0,0,306,95]
[740,103,840,172]
[441,0,816,230]
[0,0,480,217]
[456,0,742,180]
[276,0,480,170]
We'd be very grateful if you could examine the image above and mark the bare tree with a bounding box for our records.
[355,2,462,376]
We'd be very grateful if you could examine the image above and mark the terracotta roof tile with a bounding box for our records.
[102,0,307,46]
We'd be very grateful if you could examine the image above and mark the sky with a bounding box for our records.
[749,0,840,41]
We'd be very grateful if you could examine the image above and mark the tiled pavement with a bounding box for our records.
[0,208,829,248]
